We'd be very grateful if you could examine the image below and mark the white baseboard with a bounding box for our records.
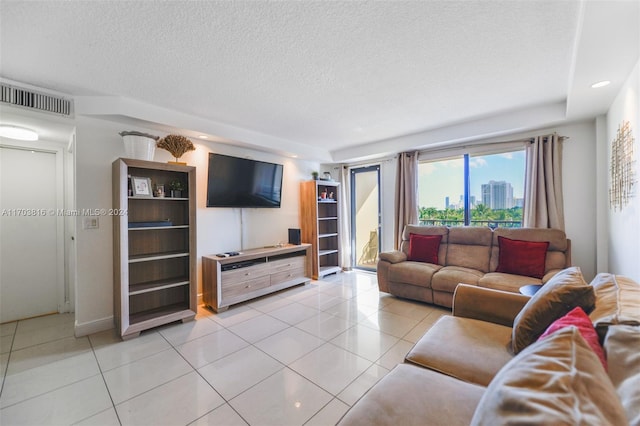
[75,316,114,337]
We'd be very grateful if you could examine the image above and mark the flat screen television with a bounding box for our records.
[206,153,283,208]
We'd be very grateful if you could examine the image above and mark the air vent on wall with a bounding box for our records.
[0,83,73,117]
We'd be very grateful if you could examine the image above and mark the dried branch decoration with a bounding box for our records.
[609,121,636,211]
[156,134,195,161]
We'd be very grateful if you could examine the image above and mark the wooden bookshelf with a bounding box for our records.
[112,158,197,339]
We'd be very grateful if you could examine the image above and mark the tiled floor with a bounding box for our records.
[0,271,448,426]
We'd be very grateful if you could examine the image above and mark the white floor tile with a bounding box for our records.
[1,352,100,408]
[350,288,395,309]
[267,302,319,325]
[0,375,112,426]
[0,322,17,337]
[158,317,224,346]
[208,306,263,328]
[11,318,75,350]
[246,294,293,313]
[330,324,399,362]
[317,284,357,299]
[116,371,224,426]
[74,407,120,426]
[304,398,350,426]
[376,339,415,370]
[198,346,283,400]
[359,310,419,338]
[0,334,13,354]
[103,348,193,404]
[189,403,248,426]
[91,330,172,371]
[403,311,447,343]
[255,327,324,365]
[322,299,379,323]
[227,314,289,343]
[297,292,344,311]
[381,298,434,321]
[15,313,74,333]
[289,343,372,395]
[230,368,332,426]
[177,329,248,369]
[7,336,91,375]
[295,312,355,340]
[337,363,390,406]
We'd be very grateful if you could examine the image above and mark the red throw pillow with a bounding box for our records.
[407,234,442,264]
[538,306,607,370]
[496,236,549,279]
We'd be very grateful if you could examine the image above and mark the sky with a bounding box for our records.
[418,150,526,210]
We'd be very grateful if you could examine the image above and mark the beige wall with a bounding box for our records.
[74,116,318,335]
[606,60,640,282]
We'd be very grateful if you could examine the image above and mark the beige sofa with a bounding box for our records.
[377,225,571,307]
[339,272,640,425]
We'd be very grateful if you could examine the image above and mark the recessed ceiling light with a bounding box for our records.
[591,80,611,88]
[197,135,208,139]
[0,125,39,141]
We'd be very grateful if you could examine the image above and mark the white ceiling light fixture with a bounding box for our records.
[591,80,611,88]
[0,125,39,141]
[197,135,208,139]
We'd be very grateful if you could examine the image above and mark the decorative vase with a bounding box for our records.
[170,190,182,198]
[119,131,159,161]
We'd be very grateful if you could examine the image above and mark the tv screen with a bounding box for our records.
[206,153,283,208]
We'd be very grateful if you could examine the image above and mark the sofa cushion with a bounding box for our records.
[538,306,606,369]
[512,266,595,353]
[431,266,484,293]
[388,261,441,288]
[405,315,513,386]
[496,236,549,279]
[478,272,542,293]
[337,364,484,426]
[604,325,640,425]
[471,327,628,426]
[445,227,492,272]
[407,233,442,264]
[589,273,640,341]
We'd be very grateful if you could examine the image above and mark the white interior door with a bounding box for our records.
[1,145,60,322]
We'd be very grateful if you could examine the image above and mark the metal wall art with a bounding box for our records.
[609,121,637,210]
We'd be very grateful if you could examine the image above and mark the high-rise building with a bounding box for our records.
[445,196,450,209]
[481,180,514,209]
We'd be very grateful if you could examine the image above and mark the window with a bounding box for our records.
[418,150,525,228]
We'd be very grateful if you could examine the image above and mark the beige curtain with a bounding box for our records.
[395,151,419,249]
[523,134,565,230]
[337,165,352,270]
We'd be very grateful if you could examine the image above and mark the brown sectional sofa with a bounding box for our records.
[339,273,640,425]
[377,225,571,307]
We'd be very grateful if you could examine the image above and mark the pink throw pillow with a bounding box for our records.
[538,306,607,370]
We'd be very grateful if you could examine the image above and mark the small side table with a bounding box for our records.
[519,284,543,297]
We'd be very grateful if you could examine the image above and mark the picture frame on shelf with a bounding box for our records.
[131,176,152,197]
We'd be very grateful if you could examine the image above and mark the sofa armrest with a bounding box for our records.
[378,250,407,264]
[452,284,529,327]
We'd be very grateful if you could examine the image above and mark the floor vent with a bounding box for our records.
[0,83,73,117]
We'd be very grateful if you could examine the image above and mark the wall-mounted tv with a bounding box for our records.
[206,153,283,208]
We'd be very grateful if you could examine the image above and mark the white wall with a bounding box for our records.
[605,60,640,281]
[375,121,599,281]
[74,116,318,335]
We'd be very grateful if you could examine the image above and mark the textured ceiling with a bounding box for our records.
[0,1,638,161]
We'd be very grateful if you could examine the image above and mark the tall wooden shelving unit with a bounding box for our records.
[300,180,341,279]
[112,158,197,339]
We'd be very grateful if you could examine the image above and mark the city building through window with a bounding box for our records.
[418,150,525,228]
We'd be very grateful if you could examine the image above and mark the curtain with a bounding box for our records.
[395,151,419,249]
[523,134,565,229]
[338,165,352,270]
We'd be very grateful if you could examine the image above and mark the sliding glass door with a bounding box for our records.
[350,165,381,271]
